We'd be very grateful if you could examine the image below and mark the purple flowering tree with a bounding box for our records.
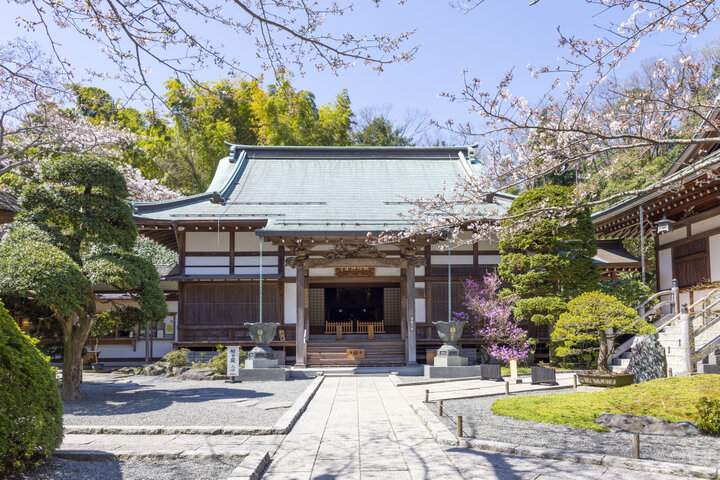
[453,273,531,363]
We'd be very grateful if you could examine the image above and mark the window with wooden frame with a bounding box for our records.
[427,265,497,322]
[673,238,710,288]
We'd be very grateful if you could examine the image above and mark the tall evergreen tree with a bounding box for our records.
[498,186,600,330]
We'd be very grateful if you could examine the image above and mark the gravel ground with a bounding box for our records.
[6,458,238,480]
[436,388,720,468]
[63,373,311,427]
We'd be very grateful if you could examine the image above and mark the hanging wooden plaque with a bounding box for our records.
[335,267,375,277]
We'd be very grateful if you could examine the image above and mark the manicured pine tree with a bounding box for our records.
[0,155,167,400]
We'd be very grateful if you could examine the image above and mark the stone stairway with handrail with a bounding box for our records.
[609,280,720,375]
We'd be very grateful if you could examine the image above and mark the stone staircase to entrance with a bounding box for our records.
[306,335,406,367]
[610,282,720,375]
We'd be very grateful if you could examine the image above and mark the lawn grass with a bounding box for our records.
[490,375,720,432]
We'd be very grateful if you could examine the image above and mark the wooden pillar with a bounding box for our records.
[296,264,306,367]
[406,263,417,364]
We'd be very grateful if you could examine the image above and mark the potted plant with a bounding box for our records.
[88,311,118,371]
[552,291,656,387]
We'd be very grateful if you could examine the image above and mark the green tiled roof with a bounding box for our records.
[133,144,511,235]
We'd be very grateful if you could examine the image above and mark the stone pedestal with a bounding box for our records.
[433,344,468,367]
[245,345,279,369]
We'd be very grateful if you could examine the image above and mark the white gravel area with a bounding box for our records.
[436,388,720,468]
[6,458,238,479]
[63,373,311,427]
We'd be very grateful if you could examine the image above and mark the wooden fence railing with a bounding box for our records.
[324,321,385,334]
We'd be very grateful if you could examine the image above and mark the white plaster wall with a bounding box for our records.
[185,256,230,275]
[376,267,401,276]
[415,298,426,323]
[186,232,229,252]
[658,248,673,290]
[96,341,173,360]
[284,283,297,324]
[477,254,502,264]
[433,255,474,265]
[309,268,335,277]
[691,215,720,235]
[186,256,230,266]
[414,266,425,276]
[710,234,720,282]
[235,256,279,266]
[234,232,277,252]
[657,226,687,246]
[285,265,296,277]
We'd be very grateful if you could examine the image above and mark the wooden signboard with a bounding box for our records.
[346,348,365,359]
[335,267,375,277]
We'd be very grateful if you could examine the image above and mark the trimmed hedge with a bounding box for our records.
[0,300,63,474]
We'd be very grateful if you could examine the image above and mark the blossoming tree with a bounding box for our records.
[454,273,531,363]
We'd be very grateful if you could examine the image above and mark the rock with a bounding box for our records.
[142,364,165,376]
[178,368,214,381]
[113,367,137,374]
[172,366,189,376]
[595,413,699,437]
[626,334,667,383]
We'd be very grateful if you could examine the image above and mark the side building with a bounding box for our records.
[594,140,720,374]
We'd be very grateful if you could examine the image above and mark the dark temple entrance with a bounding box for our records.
[326,287,383,325]
[308,285,401,335]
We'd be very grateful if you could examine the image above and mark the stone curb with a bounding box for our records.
[54,449,250,461]
[226,451,271,480]
[409,400,720,480]
[431,383,572,402]
[63,376,324,437]
[270,375,324,434]
[63,425,276,435]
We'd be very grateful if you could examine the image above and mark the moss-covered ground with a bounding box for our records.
[491,375,720,431]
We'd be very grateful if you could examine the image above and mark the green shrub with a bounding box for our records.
[0,301,63,474]
[162,348,190,367]
[209,346,246,375]
[697,396,720,435]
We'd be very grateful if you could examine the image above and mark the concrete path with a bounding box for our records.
[398,373,575,402]
[262,376,682,480]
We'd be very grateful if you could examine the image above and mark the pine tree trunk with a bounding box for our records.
[597,329,610,374]
[62,336,84,401]
[60,310,95,401]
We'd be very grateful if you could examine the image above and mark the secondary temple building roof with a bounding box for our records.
[133,144,514,244]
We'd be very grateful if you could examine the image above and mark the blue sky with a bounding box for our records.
[2,1,720,139]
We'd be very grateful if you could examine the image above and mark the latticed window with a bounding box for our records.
[383,288,401,326]
[308,288,325,327]
[182,283,278,327]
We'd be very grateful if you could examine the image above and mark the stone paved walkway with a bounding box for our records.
[262,376,684,480]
